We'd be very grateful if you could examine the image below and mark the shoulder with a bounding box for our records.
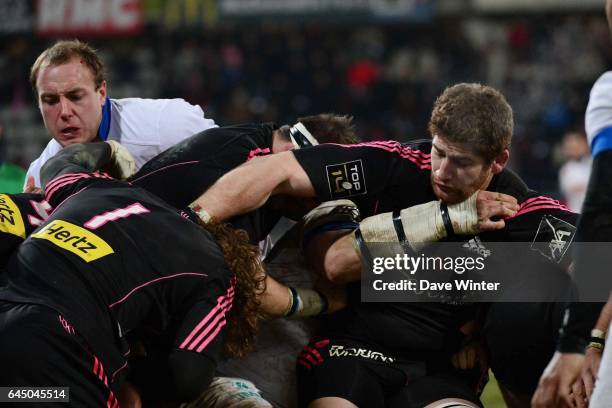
[26,139,63,188]
[586,71,612,147]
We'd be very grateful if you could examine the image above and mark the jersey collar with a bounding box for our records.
[97,97,111,141]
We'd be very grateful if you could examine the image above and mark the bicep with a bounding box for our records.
[273,152,316,197]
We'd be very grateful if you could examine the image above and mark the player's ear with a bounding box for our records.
[491,149,509,175]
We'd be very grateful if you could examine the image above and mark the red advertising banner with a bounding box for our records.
[36,0,143,36]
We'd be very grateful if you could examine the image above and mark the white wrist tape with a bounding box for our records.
[188,205,212,224]
[285,287,328,317]
[358,191,479,250]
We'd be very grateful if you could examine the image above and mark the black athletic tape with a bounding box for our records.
[287,287,300,317]
[392,210,407,243]
[440,202,455,237]
[354,228,373,265]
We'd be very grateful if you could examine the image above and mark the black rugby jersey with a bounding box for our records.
[294,140,577,357]
[0,193,50,267]
[0,172,234,390]
[131,123,280,242]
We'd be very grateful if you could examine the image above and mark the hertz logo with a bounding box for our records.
[31,220,114,262]
[0,194,25,239]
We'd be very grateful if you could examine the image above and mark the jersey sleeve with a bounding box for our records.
[24,140,63,189]
[158,99,218,153]
[172,276,235,364]
[44,172,118,208]
[292,141,430,203]
[586,71,612,157]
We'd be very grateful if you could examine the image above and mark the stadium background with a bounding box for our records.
[0,0,608,406]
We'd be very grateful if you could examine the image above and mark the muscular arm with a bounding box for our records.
[39,143,112,189]
[306,230,362,284]
[559,151,612,352]
[190,151,315,221]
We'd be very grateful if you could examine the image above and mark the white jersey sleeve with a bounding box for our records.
[158,99,217,152]
[586,71,612,156]
[25,98,218,189]
[23,139,63,190]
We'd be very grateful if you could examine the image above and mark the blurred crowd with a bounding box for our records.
[1,13,611,196]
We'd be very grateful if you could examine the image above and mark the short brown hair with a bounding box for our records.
[428,83,513,162]
[30,39,105,97]
[297,113,359,144]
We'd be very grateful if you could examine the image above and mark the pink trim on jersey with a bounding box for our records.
[108,272,208,309]
[179,293,233,350]
[246,147,271,161]
[179,279,236,352]
[48,186,88,216]
[304,346,324,363]
[326,141,431,169]
[507,196,574,219]
[110,361,128,383]
[130,160,200,183]
[516,196,573,213]
[45,174,90,201]
[510,204,574,219]
[297,357,312,369]
[45,171,112,202]
[182,287,235,352]
[519,195,563,209]
[314,339,330,348]
[84,203,150,230]
[196,318,228,352]
[92,354,120,408]
[302,352,319,365]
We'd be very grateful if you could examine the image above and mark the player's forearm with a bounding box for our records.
[307,231,362,284]
[558,302,604,353]
[40,143,112,189]
[594,298,612,332]
[259,275,292,317]
[190,151,314,221]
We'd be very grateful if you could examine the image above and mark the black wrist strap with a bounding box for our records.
[440,202,455,237]
[354,228,373,265]
[392,210,408,243]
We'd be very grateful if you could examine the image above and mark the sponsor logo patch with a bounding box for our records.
[31,220,114,262]
[0,194,26,239]
[530,215,575,263]
[325,159,367,198]
[463,236,491,258]
[328,344,394,363]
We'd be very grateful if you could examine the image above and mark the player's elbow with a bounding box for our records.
[323,244,360,284]
[168,350,215,402]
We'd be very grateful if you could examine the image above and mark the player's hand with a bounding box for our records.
[23,176,43,194]
[105,140,137,180]
[532,352,585,408]
[475,190,519,232]
[577,346,602,402]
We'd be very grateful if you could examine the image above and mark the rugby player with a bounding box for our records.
[25,116,357,407]
[532,2,612,404]
[25,39,217,190]
[190,83,578,407]
[0,143,263,405]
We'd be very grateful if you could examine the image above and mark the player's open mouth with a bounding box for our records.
[60,127,80,137]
